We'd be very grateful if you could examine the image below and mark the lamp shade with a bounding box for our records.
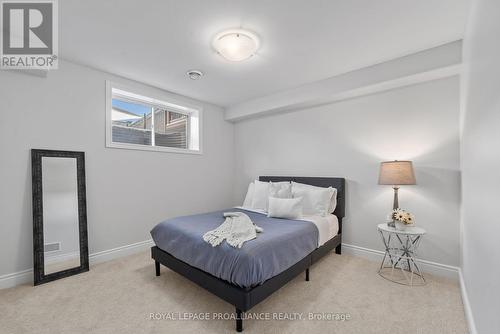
[378,160,416,185]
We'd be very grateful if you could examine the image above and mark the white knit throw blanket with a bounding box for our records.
[203,212,263,248]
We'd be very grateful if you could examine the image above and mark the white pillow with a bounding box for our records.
[251,180,270,210]
[267,197,303,219]
[291,182,337,214]
[269,181,292,199]
[242,182,254,208]
[292,186,332,216]
[266,182,292,211]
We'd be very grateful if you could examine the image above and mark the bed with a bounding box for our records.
[151,176,345,332]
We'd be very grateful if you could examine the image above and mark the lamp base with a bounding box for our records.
[387,186,400,228]
[393,186,400,210]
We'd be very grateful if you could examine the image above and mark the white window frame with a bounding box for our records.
[105,81,202,154]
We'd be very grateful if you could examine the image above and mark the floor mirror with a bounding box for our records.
[31,149,89,285]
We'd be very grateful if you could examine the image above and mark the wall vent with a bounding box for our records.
[44,242,61,252]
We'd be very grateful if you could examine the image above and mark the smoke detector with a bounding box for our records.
[187,70,203,80]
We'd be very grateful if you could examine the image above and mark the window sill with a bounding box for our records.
[106,142,202,155]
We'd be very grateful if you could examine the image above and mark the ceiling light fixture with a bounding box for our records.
[187,70,203,80]
[212,29,260,62]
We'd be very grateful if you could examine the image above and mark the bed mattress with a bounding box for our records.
[151,208,332,288]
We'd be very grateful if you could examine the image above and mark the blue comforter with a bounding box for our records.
[150,208,318,288]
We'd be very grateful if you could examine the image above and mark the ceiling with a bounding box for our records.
[60,0,469,107]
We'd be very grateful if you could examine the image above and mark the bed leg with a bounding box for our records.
[335,244,342,255]
[236,308,243,332]
[155,261,160,276]
[305,268,310,281]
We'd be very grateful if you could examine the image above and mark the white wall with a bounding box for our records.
[461,0,500,332]
[0,60,235,278]
[234,77,461,267]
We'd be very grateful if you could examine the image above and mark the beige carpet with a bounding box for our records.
[0,251,467,334]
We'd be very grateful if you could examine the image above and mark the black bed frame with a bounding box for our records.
[151,176,345,332]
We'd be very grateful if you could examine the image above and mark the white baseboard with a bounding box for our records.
[1,240,460,289]
[459,269,477,334]
[341,243,460,281]
[89,239,154,265]
[0,268,33,290]
[45,251,80,264]
[0,239,154,290]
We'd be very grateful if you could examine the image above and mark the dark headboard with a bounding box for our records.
[258,176,346,219]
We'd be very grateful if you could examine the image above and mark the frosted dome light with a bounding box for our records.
[212,29,260,62]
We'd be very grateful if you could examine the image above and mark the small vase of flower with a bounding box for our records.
[391,208,415,231]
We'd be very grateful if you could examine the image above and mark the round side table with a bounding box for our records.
[377,223,426,286]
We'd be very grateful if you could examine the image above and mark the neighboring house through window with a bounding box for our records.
[106,81,201,154]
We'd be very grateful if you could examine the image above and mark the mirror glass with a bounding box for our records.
[42,157,81,275]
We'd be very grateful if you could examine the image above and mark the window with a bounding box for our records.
[106,82,201,154]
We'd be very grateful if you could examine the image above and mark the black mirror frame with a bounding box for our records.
[31,149,89,285]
